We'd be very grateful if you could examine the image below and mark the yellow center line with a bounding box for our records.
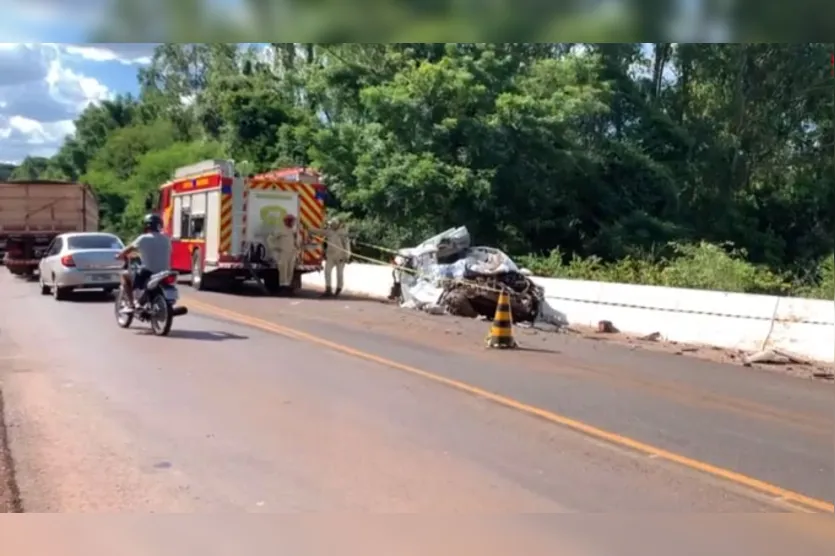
[184,295,835,515]
[223,296,830,433]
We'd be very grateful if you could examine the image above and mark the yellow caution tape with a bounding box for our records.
[308,231,527,298]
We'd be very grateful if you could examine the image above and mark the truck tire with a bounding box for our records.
[191,249,207,291]
[262,272,280,294]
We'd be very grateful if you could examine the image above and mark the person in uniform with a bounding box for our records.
[309,217,351,297]
[267,213,300,294]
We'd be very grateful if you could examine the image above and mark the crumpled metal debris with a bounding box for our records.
[392,226,566,328]
[438,271,544,323]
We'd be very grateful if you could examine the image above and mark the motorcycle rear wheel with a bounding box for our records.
[149,293,174,336]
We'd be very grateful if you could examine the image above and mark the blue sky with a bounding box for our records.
[0,0,264,164]
[0,41,150,164]
[0,0,239,164]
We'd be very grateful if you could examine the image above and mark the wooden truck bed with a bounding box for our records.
[0,181,99,274]
[0,180,99,234]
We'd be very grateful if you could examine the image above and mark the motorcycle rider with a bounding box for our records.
[116,213,172,313]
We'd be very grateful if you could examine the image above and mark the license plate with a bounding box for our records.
[163,288,179,301]
[88,274,112,282]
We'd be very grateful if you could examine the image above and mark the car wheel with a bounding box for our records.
[39,275,50,295]
[52,276,69,301]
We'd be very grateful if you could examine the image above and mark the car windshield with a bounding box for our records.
[67,234,124,250]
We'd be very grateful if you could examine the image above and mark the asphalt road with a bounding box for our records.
[188,284,835,505]
[0,273,833,553]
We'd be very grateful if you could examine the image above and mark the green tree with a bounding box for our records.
[9,157,51,180]
[18,42,834,299]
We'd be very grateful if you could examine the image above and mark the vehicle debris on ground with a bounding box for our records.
[390,226,567,328]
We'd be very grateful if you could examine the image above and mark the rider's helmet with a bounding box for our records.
[283,214,296,227]
[143,213,163,233]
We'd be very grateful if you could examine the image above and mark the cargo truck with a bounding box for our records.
[0,180,99,277]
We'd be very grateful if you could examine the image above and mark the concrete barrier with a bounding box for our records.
[303,263,833,363]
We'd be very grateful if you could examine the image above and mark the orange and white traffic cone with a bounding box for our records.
[485,289,518,349]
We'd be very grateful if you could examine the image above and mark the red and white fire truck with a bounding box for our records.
[156,159,327,292]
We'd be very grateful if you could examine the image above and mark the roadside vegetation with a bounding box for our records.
[517,242,833,298]
[5,44,833,299]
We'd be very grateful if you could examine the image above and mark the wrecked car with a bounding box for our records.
[390,227,564,326]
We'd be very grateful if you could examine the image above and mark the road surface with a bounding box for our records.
[0,273,832,553]
[189,284,835,505]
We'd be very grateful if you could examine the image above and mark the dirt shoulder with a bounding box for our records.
[0,386,22,512]
[376,291,834,381]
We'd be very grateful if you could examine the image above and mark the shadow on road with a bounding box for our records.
[516,346,562,355]
[67,291,115,303]
[221,282,263,298]
[293,289,390,304]
[161,330,249,341]
[201,280,392,305]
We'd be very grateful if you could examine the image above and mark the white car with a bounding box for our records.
[38,232,126,300]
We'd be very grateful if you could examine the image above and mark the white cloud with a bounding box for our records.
[46,56,112,110]
[61,43,157,66]
[0,114,75,161]
[0,43,113,163]
[7,115,74,145]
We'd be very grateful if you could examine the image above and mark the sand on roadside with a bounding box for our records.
[0,386,21,512]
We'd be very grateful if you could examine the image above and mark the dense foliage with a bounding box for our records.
[0,163,15,181]
[7,43,834,299]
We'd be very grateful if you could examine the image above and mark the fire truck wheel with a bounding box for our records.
[226,278,243,292]
[262,272,280,294]
[191,249,206,291]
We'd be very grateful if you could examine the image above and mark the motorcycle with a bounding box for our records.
[115,259,188,336]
